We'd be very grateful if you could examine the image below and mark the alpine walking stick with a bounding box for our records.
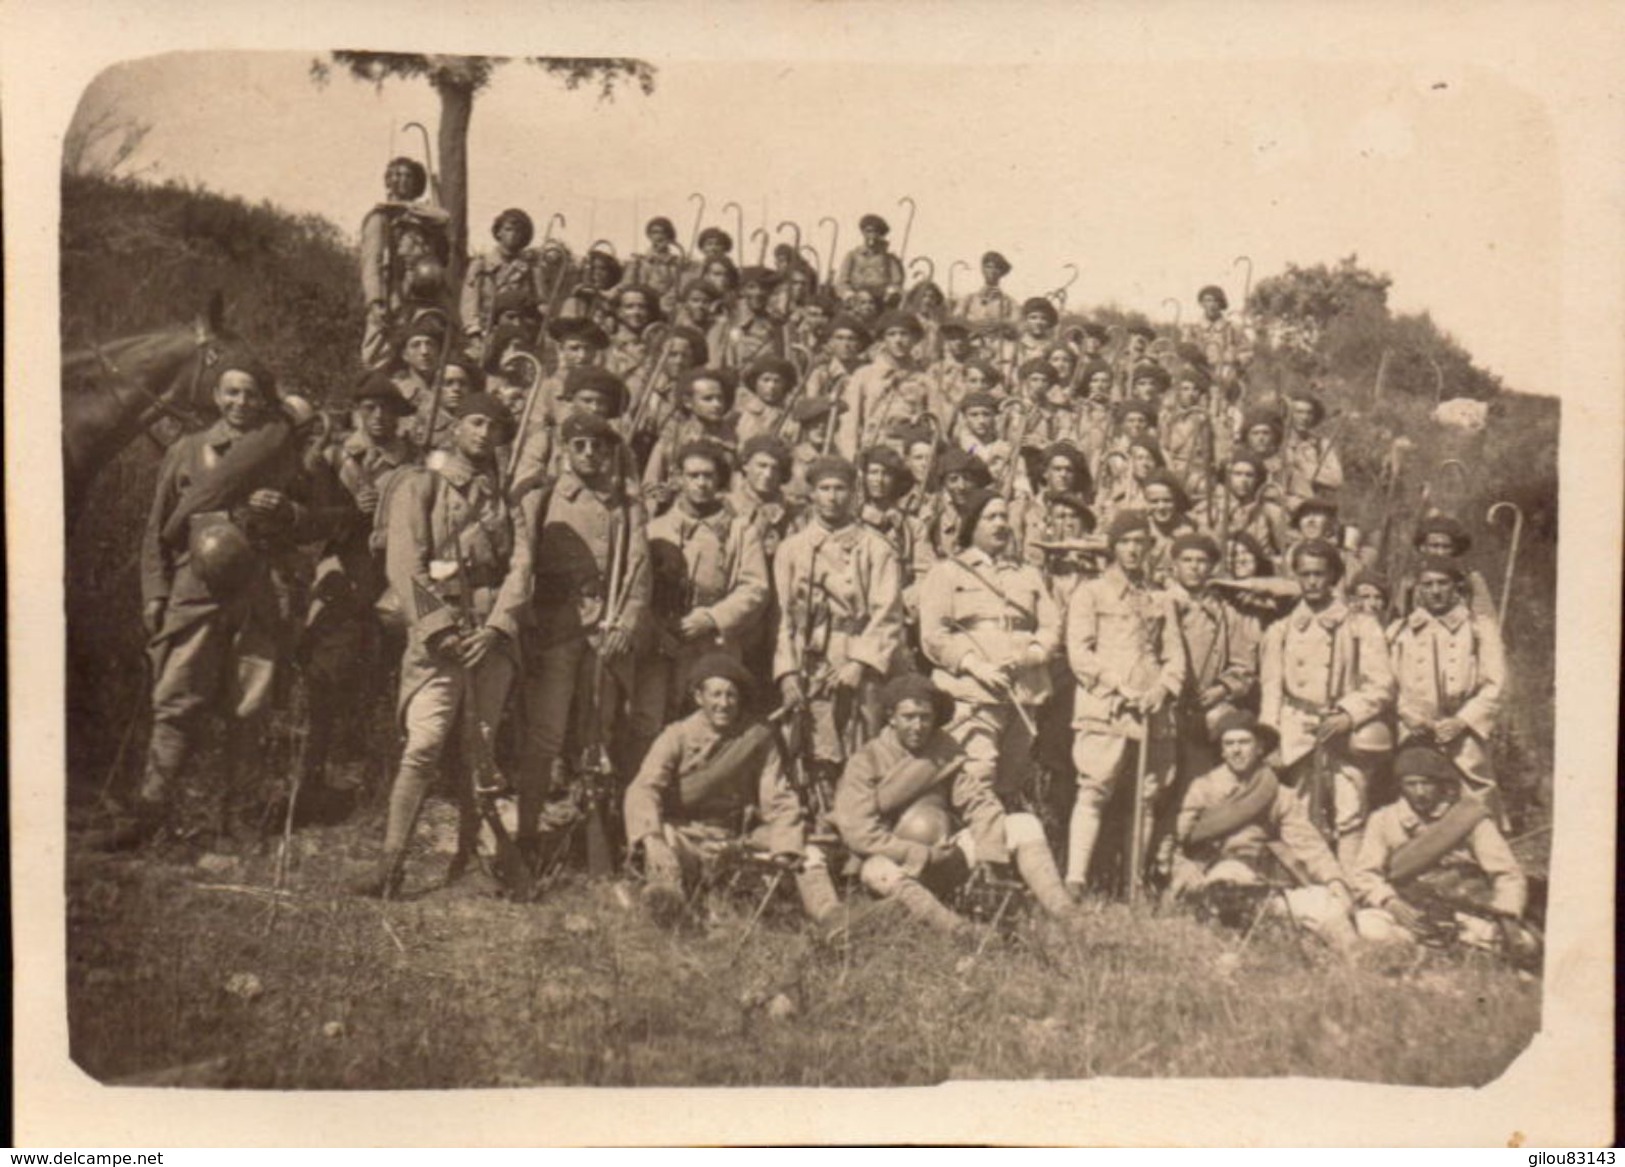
[1128,704,1155,903]
[1486,500,1524,629]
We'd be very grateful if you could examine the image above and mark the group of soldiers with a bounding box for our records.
[101,154,1540,965]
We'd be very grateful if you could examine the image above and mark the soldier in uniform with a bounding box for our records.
[631,441,770,768]
[624,652,841,927]
[1350,746,1529,954]
[352,393,531,895]
[802,314,869,418]
[358,157,451,368]
[124,365,337,847]
[831,675,1083,936]
[1012,441,1092,565]
[926,319,975,421]
[957,250,1016,327]
[1170,711,1358,953]
[734,356,797,446]
[926,447,992,559]
[1388,554,1506,798]
[1141,469,1198,585]
[730,433,802,678]
[510,411,651,853]
[1189,284,1251,392]
[643,368,740,505]
[603,284,665,381]
[1063,509,1186,893]
[461,209,546,353]
[557,248,624,329]
[1279,391,1343,510]
[1204,452,1291,560]
[773,455,906,795]
[1113,324,1156,400]
[1161,364,1216,504]
[626,324,710,468]
[719,267,785,371]
[623,216,687,315]
[833,310,924,460]
[919,488,1061,806]
[1397,513,1499,627]
[835,213,905,306]
[1258,539,1397,871]
[1012,297,1059,374]
[857,445,933,615]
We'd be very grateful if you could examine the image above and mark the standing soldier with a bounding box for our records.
[803,314,870,417]
[461,209,545,355]
[835,214,906,306]
[120,367,334,848]
[624,653,841,928]
[352,393,531,896]
[1388,555,1506,799]
[857,445,933,616]
[919,489,1061,808]
[358,156,451,368]
[1113,324,1157,400]
[774,456,906,803]
[958,251,1016,327]
[1204,452,1292,560]
[603,284,665,381]
[1140,469,1197,585]
[1279,390,1343,511]
[927,320,975,421]
[1063,510,1186,894]
[1189,284,1251,393]
[1396,514,1499,628]
[509,411,650,854]
[624,216,687,315]
[834,311,923,460]
[630,441,770,768]
[734,356,798,446]
[1259,539,1396,871]
[730,434,802,678]
[720,267,786,371]
[926,447,994,559]
[1163,533,1260,819]
[1012,442,1093,565]
[1012,297,1060,375]
[1161,364,1216,505]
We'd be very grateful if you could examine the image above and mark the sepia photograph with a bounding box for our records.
[9,0,1620,1148]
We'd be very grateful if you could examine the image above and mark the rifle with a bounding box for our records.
[577,502,634,877]
[451,551,535,900]
[1398,881,1543,970]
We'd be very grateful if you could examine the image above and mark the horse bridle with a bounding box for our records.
[91,319,220,435]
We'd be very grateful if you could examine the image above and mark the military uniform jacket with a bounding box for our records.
[141,419,325,623]
[384,453,532,711]
[1174,763,1343,884]
[1065,564,1186,734]
[957,287,1016,327]
[720,310,784,372]
[732,388,791,447]
[832,726,1009,873]
[624,710,805,856]
[1163,579,1260,714]
[460,248,546,334]
[1350,798,1526,916]
[1259,598,1395,766]
[524,468,651,651]
[835,350,919,460]
[1188,316,1251,376]
[1387,601,1504,743]
[1205,490,1291,560]
[919,548,1060,709]
[836,246,904,299]
[1280,431,1343,508]
[359,200,451,310]
[625,248,687,310]
[645,500,769,656]
[772,518,904,684]
[729,482,802,565]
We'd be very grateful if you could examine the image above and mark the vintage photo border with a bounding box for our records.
[7,0,1619,1147]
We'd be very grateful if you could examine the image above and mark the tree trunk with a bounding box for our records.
[435,77,474,305]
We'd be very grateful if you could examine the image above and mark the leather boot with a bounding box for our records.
[794,868,841,924]
[1014,839,1081,920]
[892,876,973,936]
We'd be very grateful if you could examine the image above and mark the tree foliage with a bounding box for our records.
[1249,253,1393,329]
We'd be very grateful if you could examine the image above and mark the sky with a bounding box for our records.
[71,49,1561,394]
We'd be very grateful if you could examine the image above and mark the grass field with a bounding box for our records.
[66,796,1544,1091]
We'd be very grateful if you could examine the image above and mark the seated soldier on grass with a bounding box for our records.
[623,652,841,929]
[831,675,1085,940]
[1349,745,1535,963]
[1171,711,1358,955]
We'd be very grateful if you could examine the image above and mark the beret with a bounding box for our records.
[980,250,1012,276]
[585,249,624,285]
[645,215,677,237]
[547,317,611,349]
[1078,358,1113,388]
[827,315,872,348]
[351,369,416,415]
[738,265,781,289]
[395,315,447,348]
[1178,363,1213,392]
[1197,284,1229,309]
[859,214,890,235]
[739,433,792,472]
[1412,514,1472,554]
[560,410,618,443]
[1290,497,1340,527]
[1227,451,1268,476]
[1040,441,1089,477]
[1115,399,1156,423]
[1209,708,1276,748]
[959,390,1002,414]
[1287,391,1327,424]
[807,455,857,487]
[684,651,755,701]
[678,366,739,409]
[491,208,535,245]
[673,439,734,488]
[441,357,486,393]
[938,317,972,340]
[860,445,915,500]
[1080,322,1109,342]
[963,360,1004,389]
[1242,408,1285,435]
[1132,362,1172,391]
[1171,532,1222,562]
[1126,323,1157,341]
[1047,492,1097,531]
[1018,358,1060,384]
[212,356,276,399]
[876,310,925,340]
[956,487,1003,549]
[1020,296,1059,323]
[744,357,797,392]
[880,673,953,724]
[938,447,994,488]
[1106,508,1151,545]
[697,226,734,250]
[1394,745,1465,785]
[1349,568,1391,596]
[664,324,711,367]
[563,366,629,417]
[454,392,516,439]
[614,282,666,320]
[1141,468,1188,507]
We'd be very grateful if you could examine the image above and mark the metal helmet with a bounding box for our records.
[894,796,952,847]
[188,520,257,597]
[405,256,447,301]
